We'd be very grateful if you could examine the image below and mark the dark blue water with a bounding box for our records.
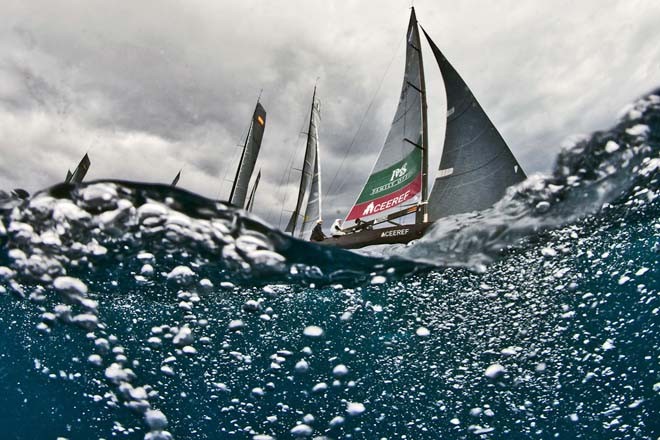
[0,90,658,439]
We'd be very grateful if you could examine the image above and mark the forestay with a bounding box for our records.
[344,10,424,223]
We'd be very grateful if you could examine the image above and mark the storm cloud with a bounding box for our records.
[1,0,659,227]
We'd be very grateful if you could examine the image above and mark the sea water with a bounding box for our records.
[0,90,658,439]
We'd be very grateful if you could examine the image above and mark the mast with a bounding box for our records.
[413,7,429,224]
[285,86,319,236]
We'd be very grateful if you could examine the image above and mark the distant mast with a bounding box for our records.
[285,86,322,237]
[421,27,526,220]
[229,101,267,209]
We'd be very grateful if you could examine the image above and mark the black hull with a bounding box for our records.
[320,223,431,249]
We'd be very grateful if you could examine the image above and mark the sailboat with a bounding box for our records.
[285,86,323,239]
[229,101,267,209]
[322,8,526,249]
[65,153,91,184]
[171,169,182,187]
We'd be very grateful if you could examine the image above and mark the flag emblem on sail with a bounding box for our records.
[344,10,424,222]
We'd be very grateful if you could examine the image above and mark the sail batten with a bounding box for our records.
[229,102,267,209]
[421,27,526,221]
[344,9,426,223]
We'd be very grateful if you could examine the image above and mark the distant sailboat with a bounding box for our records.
[322,8,526,249]
[285,86,322,239]
[171,169,182,187]
[65,153,91,184]
[229,101,267,209]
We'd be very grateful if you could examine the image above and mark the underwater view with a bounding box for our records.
[0,86,658,439]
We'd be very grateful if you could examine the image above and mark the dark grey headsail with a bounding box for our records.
[171,169,182,187]
[68,153,91,184]
[285,86,322,236]
[229,102,267,208]
[65,169,73,184]
[422,28,526,221]
[245,169,261,213]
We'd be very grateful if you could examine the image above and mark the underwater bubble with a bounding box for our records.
[295,359,309,373]
[172,326,193,346]
[289,424,313,437]
[53,276,88,295]
[602,339,615,351]
[332,364,348,377]
[303,326,324,338]
[228,320,245,331]
[144,409,168,430]
[166,266,195,284]
[484,363,505,379]
[346,402,365,416]
[329,416,345,427]
[87,354,102,366]
[312,382,327,393]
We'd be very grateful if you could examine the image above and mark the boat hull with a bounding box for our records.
[319,223,431,249]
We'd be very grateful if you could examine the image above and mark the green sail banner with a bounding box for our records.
[346,148,421,221]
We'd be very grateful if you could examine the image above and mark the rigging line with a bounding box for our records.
[326,34,405,197]
[272,132,302,227]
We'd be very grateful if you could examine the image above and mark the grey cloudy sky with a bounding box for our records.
[1,0,659,227]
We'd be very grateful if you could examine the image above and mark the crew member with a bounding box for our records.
[355,217,372,231]
[330,219,345,236]
[310,219,326,242]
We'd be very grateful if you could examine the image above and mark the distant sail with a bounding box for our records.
[65,169,73,184]
[171,169,182,187]
[229,102,267,208]
[422,28,526,221]
[69,153,91,184]
[344,9,425,223]
[245,169,261,213]
[285,87,322,235]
